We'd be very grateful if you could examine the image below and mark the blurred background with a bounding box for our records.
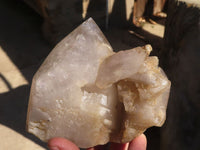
[0,0,199,149]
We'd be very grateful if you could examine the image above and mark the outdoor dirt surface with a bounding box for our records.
[0,0,166,149]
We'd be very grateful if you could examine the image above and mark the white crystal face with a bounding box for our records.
[26,18,171,148]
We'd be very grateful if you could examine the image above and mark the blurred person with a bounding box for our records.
[133,0,166,27]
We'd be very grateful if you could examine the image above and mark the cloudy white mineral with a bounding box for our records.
[26,18,171,148]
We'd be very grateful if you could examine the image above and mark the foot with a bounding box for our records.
[153,12,167,18]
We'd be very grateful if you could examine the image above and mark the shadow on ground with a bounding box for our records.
[0,0,164,149]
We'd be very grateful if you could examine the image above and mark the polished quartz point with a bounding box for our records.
[27,18,171,148]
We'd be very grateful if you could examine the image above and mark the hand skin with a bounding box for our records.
[48,134,147,150]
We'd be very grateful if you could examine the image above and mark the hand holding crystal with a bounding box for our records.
[48,134,147,150]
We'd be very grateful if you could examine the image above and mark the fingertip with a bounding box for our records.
[48,137,79,150]
[128,134,147,150]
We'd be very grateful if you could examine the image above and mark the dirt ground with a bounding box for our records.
[0,0,166,149]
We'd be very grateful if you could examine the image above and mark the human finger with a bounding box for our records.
[48,137,80,150]
[128,134,147,150]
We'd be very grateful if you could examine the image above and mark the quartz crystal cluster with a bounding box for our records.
[26,18,171,148]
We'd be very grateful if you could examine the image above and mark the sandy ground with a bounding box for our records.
[0,0,165,149]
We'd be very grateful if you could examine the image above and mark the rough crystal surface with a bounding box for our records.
[27,18,171,148]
